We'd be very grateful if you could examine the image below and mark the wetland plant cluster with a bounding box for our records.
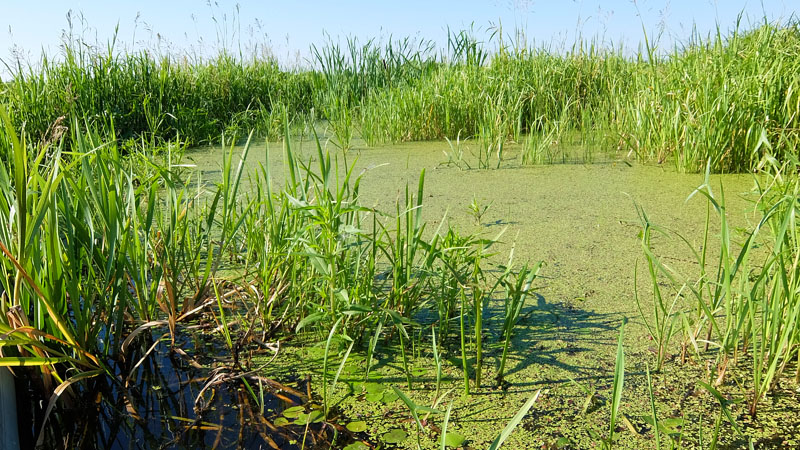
[634,154,800,446]
[0,111,541,447]
[1,17,799,171]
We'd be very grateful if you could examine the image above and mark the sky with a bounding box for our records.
[1,1,796,75]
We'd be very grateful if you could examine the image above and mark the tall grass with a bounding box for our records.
[3,17,798,171]
[3,10,800,446]
[637,153,800,418]
[364,17,795,172]
[0,104,540,443]
[2,33,315,148]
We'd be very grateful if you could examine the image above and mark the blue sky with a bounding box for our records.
[1,1,795,73]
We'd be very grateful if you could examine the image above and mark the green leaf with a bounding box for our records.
[282,406,304,419]
[416,405,443,415]
[488,389,541,450]
[273,417,289,427]
[293,414,310,425]
[0,356,71,367]
[295,312,325,332]
[346,421,368,433]
[365,382,386,394]
[365,392,383,402]
[444,432,466,447]
[440,401,453,450]
[303,250,331,276]
[343,442,369,450]
[383,429,408,444]
[642,415,684,436]
[294,411,323,425]
[341,304,372,315]
[381,391,399,403]
[609,320,626,442]
[308,410,325,423]
[698,381,743,435]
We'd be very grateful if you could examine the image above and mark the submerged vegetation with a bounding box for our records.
[1,10,800,450]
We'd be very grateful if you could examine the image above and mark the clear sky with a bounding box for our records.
[1,1,796,74]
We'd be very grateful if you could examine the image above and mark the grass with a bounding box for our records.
[633,151,800,442]
[2,17,798,171]
[496,260,542,384]
[0,107,537,444]
[2,10,800,450]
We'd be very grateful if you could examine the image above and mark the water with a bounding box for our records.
[16,327,343,449]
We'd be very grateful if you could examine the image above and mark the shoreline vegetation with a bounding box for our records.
[1,12,799,449]
[2,17,798,172]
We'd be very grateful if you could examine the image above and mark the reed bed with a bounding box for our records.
[2,39,316,148]
[633,153,800,447]
[2,18,799,171]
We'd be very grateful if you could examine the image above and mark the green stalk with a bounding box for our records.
[607,320,626,449]
[432,326,442,399]
[473,282,483,389]
[645,363,660,450]
[459,288,470,396]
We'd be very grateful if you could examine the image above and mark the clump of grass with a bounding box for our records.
[496,260,542,385]
[636,153,800,421]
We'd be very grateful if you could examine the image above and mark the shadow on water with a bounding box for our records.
[499,294,621,380]
[323,291,623,395]
[15,328,358,450]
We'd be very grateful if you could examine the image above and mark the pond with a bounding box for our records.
[175,137,781,449]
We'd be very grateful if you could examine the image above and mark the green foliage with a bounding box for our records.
[488,389,541,450]
[3,19,798,172]
[637,153,800,422]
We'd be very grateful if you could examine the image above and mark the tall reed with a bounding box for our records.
[5,17,798,172]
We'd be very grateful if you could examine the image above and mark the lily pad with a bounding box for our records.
[383,429,408,444]
[293,414,310,426]
[346,421,368,433]
[365,382,385,395]
[381,391,399,403]
[642,415,685,435]
[294,410,325,425]
[365,392,384,402]
[293,410,324,425]
[444,432,466,447]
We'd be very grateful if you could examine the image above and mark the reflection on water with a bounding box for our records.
[16,328,350,449]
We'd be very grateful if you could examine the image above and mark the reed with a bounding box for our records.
[4,17,798,172]
[496,261,542,384]
[636,152,800,420]
[3,10,800,447]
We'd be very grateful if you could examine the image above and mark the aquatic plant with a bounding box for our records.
[636,152,800,421]
[607,320,626,449]
[496,260,542,384]
[488,389,541,450]
[3,10,800,448]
